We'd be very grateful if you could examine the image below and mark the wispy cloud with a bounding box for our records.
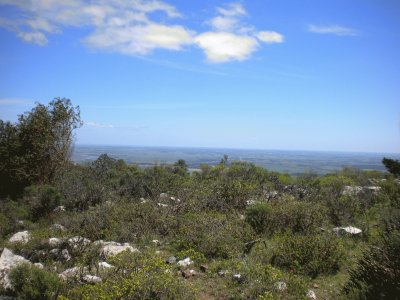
[0,98,33,106]
[85,121,114,128]
[308,24,358,36]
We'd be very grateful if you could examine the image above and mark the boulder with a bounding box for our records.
[59,267,80,281]
[177,257,193,268]
[98,261,113,270]
[8,231,30,244]
[333,226,362,236]
[33,262,44,269]
[48,237,62,247]
[68,236,91,249]
[101,244,139,258]
[83,274,102,284]
[0,248,30,290]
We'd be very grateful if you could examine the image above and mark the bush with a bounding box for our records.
[246,201,325,236]
[9,263,61,300]
[268,233,344,278]
[63,251,195,300]
[23,185,62,221]
[177,211,254,258]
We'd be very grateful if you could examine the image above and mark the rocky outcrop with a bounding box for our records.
[95,241,139,258]
[0,248,30,290]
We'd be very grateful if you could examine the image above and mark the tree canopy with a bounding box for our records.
[0,98,82,197]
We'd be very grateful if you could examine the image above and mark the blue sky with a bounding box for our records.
[0,0,399,153]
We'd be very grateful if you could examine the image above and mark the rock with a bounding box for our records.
[165,256,177,264]
[101,244,139,258]
[68,236,91,249]
[157,203,169,208]
[307,289,317,299]
[246,199,256,206]
[313,283,319,288]
[181,269,192,278]
[51,224,66,231]
[48,237,62,247]
[8,231,30,244]
[217,270,229,277]
[333,226,362,236]
[61,249,71,261]
[232,273,244,283]
[83,274,102,284]
[159,193,169,199]
[275,281,287,291]
[49,248,60,257]
[53,206,66,212]
[98,261,113,269]
[152,239,160,246]
[33,262,44,269]
[0,248,31,290]
[177,257,193,268]
[200,264,209,272]
[59,267,80,281]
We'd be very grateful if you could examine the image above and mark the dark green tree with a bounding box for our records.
[382,157,400,177]
[0,98,82,197]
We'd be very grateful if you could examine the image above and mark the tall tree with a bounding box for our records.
[0,98,82,197]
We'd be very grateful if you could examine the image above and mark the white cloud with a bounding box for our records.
[196,2,284,63]
[308,24,358,36]
[0,1,284,63]
[85,121,114,128]
[195,32,258,63]
[257,31,284,43]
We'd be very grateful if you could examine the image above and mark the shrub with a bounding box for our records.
[9,263,61,300]
[177,211,254,258]
[268,233,344,278]
[245,201,325,236]
[63,251,195,300]
[23,185,62,221]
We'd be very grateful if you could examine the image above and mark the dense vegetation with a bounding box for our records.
[0,100,399,299]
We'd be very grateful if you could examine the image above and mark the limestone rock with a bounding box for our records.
[48,237,62,247]
[59,267,80,281]
[307,289,317,299]
[83,274,102,284]
[177,257,193,268]
[0,248,30,290]
[101,243,139,258]
[8,231,30,244]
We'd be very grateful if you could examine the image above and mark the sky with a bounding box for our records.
[0,0,399,153]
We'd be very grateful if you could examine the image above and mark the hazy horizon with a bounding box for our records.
[1,1,400,153]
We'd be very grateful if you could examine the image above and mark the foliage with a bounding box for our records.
[63,251,195,300]
[268,233,344,278]
[0,98,81,197]
[9,263,61,300]
[382,157,400,177]
[177,211,254,258]
[23,185,62,221]
[246,201,325,235]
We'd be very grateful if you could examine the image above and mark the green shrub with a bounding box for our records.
[9,263,61,300]
[246,201,325,236]
[268,233,344,278]
[63,251,195,300]
[177,211,254,258]
[23,185,61,221]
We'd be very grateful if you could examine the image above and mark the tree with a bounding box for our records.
[383,157,400,177]
[0,98,82,197]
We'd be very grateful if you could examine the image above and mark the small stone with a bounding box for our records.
[177,257,193,267]
[53,206,66,212]
[313,283,319,288]
[61,249,71,261]
[275,281,287,291]
[152,239,160,246]
[83,274,102,284]
[165,256,177,264]
[181,269,192,278]
[307,289,317,300]
[48,237,62,247]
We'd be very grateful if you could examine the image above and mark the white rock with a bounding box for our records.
[33,262,44,269]
[51,224,66,231]
[177,257,193,267]
[233,273,241,279]
[98,261,113,269]
[61,249,71,261]
[152,239,160,245]
[0,248,31,290]
[307,289,317,299]
[48,237,62,247]
[8,231,30,244]
[59,267,80,281]
[275,281,287,291]
[333,226,362,235]
[342,186,363,196]
[159,193,168,199]
[53,206,66,212]
[83,274,102,284]
[157,203,169,207]
[68,236,91,248]
[246,199,256,206]
[101,244,139,258]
